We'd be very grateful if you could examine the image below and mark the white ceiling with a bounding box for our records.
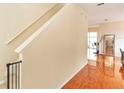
[78,3,124,26]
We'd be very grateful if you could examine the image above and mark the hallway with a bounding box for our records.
[62,54,124,89]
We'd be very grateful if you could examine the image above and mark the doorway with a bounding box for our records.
[87,32,98,60]
[103,34,115,56]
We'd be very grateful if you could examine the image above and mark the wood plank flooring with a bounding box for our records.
[62,54,124,89]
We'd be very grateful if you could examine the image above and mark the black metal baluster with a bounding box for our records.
[6,64,10,89]
[15,64,17,89]
[18,63,20,89]
[12,65,13,89]
[6,61,22,89]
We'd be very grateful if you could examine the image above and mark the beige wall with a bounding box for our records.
[98,21,124,57]
[21,4,88,88]
[0,4,55,81]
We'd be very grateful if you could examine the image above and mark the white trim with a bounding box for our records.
[88,25,99,28]
[58,61,87,89]
[15,4,68,53]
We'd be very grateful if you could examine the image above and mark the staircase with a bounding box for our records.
[3,3,88,89]
[3,3,65,89]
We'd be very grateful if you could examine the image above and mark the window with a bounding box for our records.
[88,32,97,60]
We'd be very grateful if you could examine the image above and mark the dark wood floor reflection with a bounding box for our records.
[62,54,124,89]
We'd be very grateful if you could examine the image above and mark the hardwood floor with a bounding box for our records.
[62,54,124,89]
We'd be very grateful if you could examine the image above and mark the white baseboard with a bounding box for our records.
[58,61,87,89]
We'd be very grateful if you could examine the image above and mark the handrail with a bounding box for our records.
[7,61,22,65]
[15,4,66,53]
[6,61,22,89]
[6,4,61,45]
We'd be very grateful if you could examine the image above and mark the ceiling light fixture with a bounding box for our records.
[97,3,104,6]
[104,19,108,21]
